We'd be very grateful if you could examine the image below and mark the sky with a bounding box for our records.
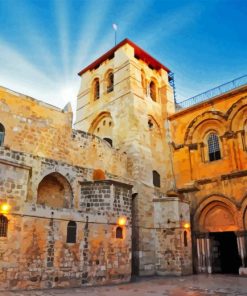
[0,0,246,118]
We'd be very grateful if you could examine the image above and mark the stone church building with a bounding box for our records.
[0,39,246,290]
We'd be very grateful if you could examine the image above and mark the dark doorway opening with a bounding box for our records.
[210,231,241,274]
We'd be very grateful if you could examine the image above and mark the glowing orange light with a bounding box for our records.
[117,216,127,226]
[183,223,190,229]
[0,203,10,213]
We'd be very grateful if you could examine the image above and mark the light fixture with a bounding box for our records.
[0,203,10,214]
[117,216,127,226]
[183,222,190,229]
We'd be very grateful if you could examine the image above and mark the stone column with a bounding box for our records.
[196,233,211,273]
[205,233,212,273]
[236,231,247,268]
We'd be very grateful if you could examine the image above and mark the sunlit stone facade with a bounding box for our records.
[0,86,132,289]
[0,39,246,290]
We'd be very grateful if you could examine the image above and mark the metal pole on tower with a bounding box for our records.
[112,23,118,46]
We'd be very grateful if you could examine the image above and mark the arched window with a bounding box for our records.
[153,170,160,188]
[116,226,123,239]
[184,231,188,247]
[0,215,8,237]
[150,81,157,101]
[66,221,77,243]
[93,78,100,100]
[208,133,221,161]
[107,71,114,93]
[0,123,5,146]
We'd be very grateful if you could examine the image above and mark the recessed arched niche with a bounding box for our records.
[37,172,73,209]
[89,112,114,146]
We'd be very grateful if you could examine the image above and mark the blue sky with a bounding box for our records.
[0,0,246,115]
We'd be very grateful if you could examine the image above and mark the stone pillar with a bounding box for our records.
[195,233,211,273]
[237,231,247,276]
[236,231,247,267]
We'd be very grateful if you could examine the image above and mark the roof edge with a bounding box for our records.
[78,38,170,76]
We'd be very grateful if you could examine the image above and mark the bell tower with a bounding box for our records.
[75,39,192,276]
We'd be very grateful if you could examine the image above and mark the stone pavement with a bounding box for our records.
[1,275,247,296]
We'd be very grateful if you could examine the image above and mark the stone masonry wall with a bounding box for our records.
[0,146,132,290]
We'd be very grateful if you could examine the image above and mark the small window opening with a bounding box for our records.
[153,170,160,188]
[150,81,157,101]
[97,127,100,133]
[116,226,123,239]
[107,72,114,93]
[67,221,77,243]
[0,123,5,146]
[109,121,112,127]
[208,133,221,161]
[148,119,153,129]
[184,231,188,247]
[0,215,8,237]
[93,78,100,100]
[103,138,112,147]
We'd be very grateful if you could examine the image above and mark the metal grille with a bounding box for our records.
[208,133,221,161]
[176,74,247,110]
[0,215,8,237]
[66,221,77,243]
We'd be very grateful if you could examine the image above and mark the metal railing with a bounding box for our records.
[176,74,247,110]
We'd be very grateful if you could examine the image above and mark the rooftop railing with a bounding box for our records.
[176,74,247,110]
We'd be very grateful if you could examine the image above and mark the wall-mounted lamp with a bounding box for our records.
[117,216,127,226]
[183,222,190,229]
[0,203,10,214]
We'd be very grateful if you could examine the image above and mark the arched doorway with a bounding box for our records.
[194,198,241,274]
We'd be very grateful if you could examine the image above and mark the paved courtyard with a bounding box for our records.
[2,275,247,296]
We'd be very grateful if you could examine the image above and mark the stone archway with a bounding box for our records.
[37,172,73,209]
[194,197,241,274]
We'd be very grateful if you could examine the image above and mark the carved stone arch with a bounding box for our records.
[227,98,247,132]
[147,114,161,132]
[104,68,114,79]
[226,95,247,120]
[89,112,112,133]
[194,194,239,232]
[184,111,226,144]
[37,172,73,209]
[89,112,114,144]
